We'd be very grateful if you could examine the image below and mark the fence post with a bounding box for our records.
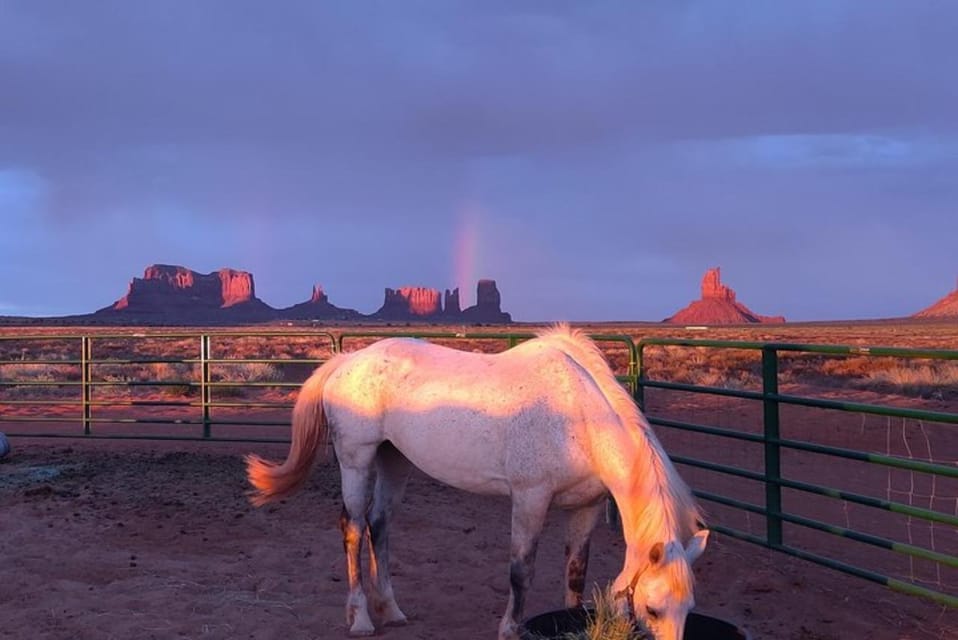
[762,346,783,547]
[200,335,211,439]
[634,342,645,410]
[81,336,92,436]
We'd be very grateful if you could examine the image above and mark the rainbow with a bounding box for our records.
[453,205,479,307]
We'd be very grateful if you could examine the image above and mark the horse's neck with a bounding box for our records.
[597,426,686,563]
[621,477,679,544]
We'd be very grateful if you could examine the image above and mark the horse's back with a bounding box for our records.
[323,338,615,498]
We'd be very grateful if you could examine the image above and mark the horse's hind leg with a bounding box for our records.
[564,501,604,607]
[339,459,377,636]
[367,443,412,626]
[498,490,551,640]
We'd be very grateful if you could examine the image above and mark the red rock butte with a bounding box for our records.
[379,287,443,317]
[110,264,270,313]
[913,277,958,318]
[665,267,785,325]
[95,264,512,324]
[371,280,510,323]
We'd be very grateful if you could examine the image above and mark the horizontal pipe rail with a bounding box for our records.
[651,415,958,479]
[639,337,958,360]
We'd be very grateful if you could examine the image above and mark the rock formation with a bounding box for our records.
[461,279,511,323]
[310,285,327,305]
[91,264,513,324]
[371,280,511,323]
[218,269,256,307]
[373,286,444,320]
[665,267,785,325]
[102,264,275,320]
[701,267,736,302]
[443,288,461,317]
[281,285,362,321]
[913,278,958,318]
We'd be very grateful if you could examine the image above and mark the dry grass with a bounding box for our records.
[0,362,80,399]
[210,362,284,397]
[211,362,282,384]
[566,586,650,640]
[858,362,958,399]
[0,362,78,382]
[1,321,957,402]
[524,586,649,640]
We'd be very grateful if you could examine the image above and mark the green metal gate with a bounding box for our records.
[636,338,958,608]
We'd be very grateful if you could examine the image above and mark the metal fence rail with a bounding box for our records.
[0,332,337,442]
[0,331,636,440]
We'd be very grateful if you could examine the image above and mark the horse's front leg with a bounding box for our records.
[498,491,550,640]
[564,501,604,607]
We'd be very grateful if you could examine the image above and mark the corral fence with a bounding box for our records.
[1,330,955,608]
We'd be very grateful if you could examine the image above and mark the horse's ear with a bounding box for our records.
[685,529,709,565]
[648,541,665,565]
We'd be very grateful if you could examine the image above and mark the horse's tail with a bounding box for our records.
[245,354,346,507]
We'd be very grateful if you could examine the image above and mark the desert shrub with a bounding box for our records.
[643,346,760,390]
[0,362,79,399]
[211,362,284,397]
[857,362,958,399]
[781,354,958,399]
[214,362,282,383]
[92,363,134,384]
[148,362,197,397]
[819,356,878,379]
[0,362,78,382]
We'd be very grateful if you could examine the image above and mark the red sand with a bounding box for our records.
[1,438,954,640]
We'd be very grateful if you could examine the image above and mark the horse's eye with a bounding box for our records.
[645,606,660,620]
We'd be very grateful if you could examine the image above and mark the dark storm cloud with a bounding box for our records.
[1,1,956,319]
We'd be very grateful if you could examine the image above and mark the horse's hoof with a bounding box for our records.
[347,607,377,637]
[372,599,408,627]
[384,616,408,627]
[347,624,376,637]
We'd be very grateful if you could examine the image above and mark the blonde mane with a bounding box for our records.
[535,324,704,551]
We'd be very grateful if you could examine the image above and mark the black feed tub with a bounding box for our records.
[520,607,749,640]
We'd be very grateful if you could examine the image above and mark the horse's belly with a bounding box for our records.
[403,450,511,495]
[386,426,512,496]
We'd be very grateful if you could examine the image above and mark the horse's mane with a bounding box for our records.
[535,324,704,547]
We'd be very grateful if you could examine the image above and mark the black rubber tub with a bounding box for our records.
[520,607,749,640]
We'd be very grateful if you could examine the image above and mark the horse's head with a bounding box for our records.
[628,529,709,640]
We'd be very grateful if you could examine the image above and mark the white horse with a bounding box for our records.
[246,325,709,640]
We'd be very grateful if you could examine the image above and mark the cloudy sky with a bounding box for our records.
[2,1,956,321]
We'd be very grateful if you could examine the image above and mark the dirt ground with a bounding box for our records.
[1,439,954,640]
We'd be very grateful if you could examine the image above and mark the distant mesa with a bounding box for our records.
[370,280,511,323]
[913,277,958,318]
[101,264,275,321]
[665,267,785,325]
[94,264,511,324]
